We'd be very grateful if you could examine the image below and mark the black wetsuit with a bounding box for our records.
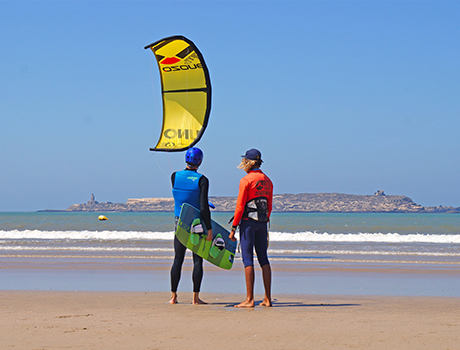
[170,169,212,293]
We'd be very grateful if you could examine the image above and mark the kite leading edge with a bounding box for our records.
[145,35,212,152]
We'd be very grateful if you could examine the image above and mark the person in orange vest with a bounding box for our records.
[229,149,273,307]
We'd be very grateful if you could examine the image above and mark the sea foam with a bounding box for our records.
[1,230,459,244]
[268,231,460,244]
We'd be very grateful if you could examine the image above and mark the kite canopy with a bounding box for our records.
[145,36,212,152]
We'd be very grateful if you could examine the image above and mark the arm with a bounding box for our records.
[199,176,213,241]
[232,178,248,227]
[267,178,273,219]
[229,178,248,241]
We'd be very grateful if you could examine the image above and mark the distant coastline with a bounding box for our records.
[39,191,460,213]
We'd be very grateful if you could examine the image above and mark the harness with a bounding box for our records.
[243,196,269,222]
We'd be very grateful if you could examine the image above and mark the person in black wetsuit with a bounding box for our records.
[170,147,213,304]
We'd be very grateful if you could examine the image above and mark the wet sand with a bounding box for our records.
[1,250,459,349]
[1,253,460,296]
[0,290,459,349]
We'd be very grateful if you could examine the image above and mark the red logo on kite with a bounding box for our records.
[161,57,181,65]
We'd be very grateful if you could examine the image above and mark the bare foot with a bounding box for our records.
[192,292,207,305]
[192,298,207,305]
[259,299,272,307]
[169,293,178,304]
[235,299,255,308]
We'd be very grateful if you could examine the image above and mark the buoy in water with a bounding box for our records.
[98,215,108,221]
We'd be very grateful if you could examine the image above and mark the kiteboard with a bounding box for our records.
[175,203,236,270]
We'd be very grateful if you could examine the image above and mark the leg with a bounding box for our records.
[192,253,206,304]
[235,265,255,307]
[254,222,272,307]
[235,221,255,308]
[260,264,272,307]
[170,235,186,304]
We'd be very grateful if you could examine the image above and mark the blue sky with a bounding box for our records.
[1,0,459,211]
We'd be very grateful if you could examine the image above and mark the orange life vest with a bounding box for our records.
[232,170,273,226]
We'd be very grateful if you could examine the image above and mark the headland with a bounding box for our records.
[42,191,460,213]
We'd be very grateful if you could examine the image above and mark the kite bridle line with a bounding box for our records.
[148,52,174,176]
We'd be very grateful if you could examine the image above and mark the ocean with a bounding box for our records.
[1,212,459,296]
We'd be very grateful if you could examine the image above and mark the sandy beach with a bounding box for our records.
[1,247,460,349]
[0,290,458,349]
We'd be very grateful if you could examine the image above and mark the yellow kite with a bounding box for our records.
[145,36,212,152]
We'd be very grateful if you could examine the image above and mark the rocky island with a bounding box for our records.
[57,191,460,213]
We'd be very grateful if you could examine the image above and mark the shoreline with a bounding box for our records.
[36,209,460,214]
[1,256,459,297]
[1,290,459,349]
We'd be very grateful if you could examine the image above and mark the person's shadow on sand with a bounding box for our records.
[266,301,360,308]
[218,300,360,308]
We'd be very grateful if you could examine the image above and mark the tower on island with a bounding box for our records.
[87,194,99,205]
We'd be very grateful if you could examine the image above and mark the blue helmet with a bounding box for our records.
[185,147,203,166]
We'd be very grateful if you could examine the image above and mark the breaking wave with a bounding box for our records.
[0,230,459,244]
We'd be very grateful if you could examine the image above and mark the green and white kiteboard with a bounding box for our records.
[175,203,237,270]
